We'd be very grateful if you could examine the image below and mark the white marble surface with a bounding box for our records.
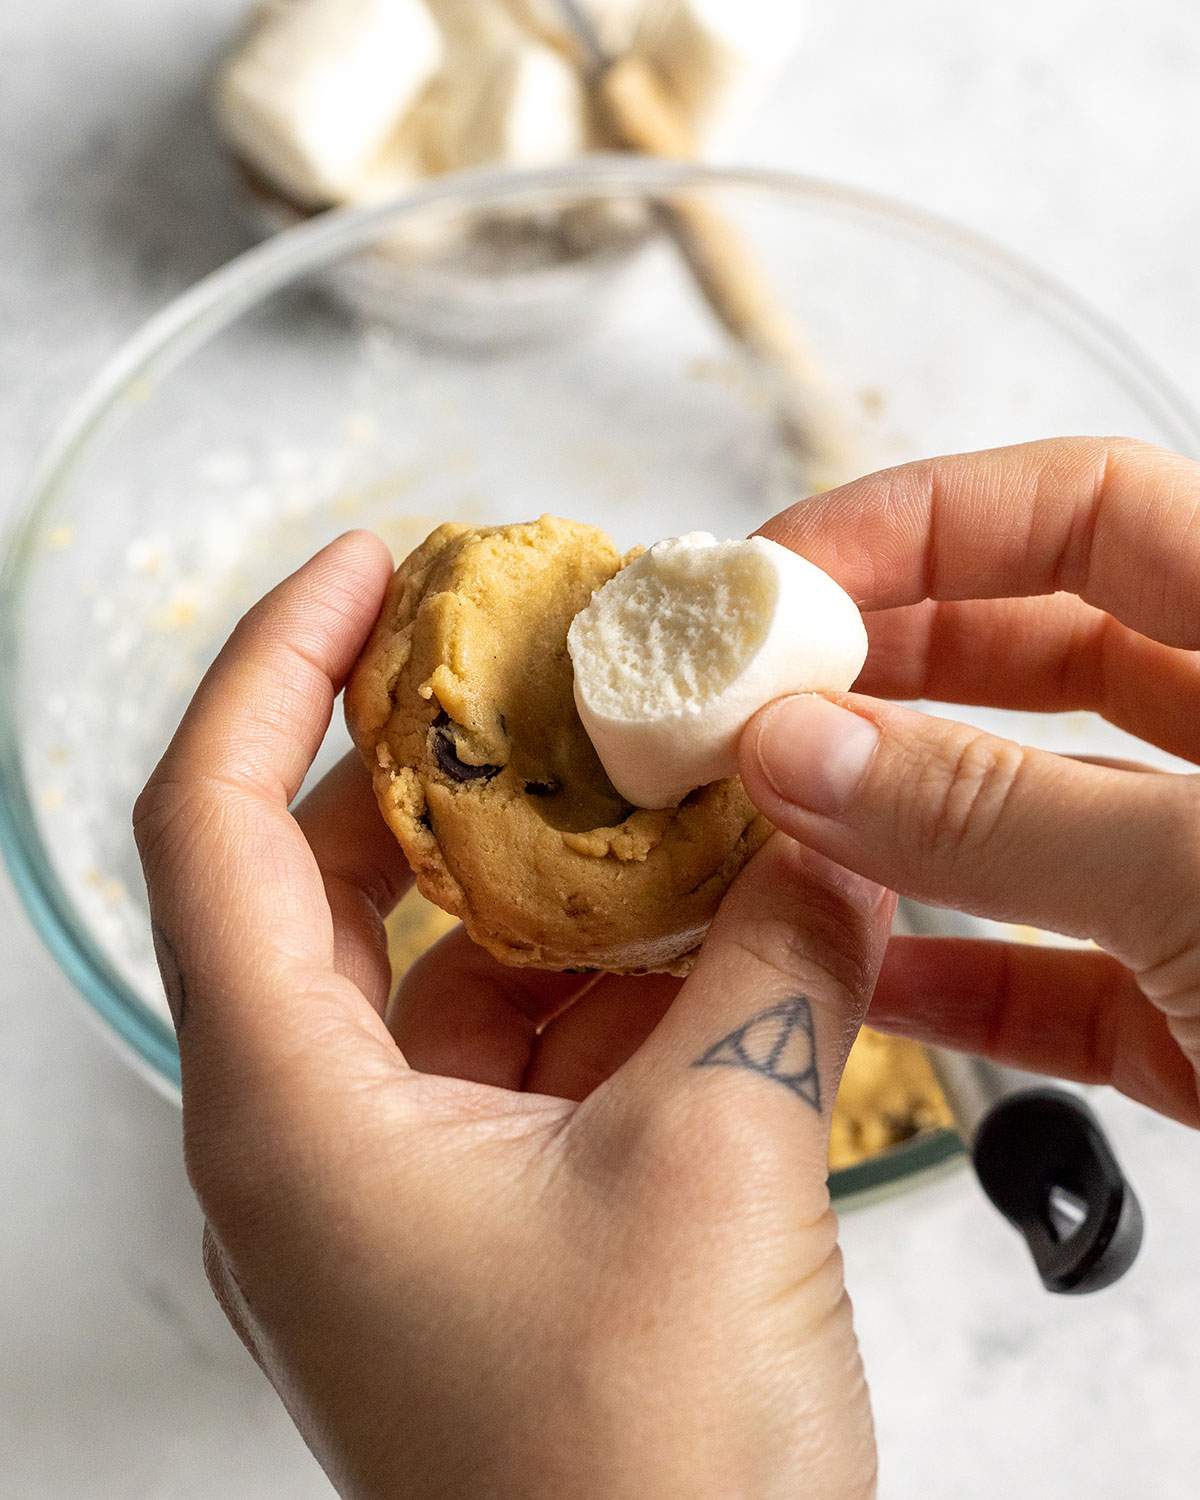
[2,2,1199,1495]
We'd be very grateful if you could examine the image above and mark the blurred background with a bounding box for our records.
[3,1,1200,1496]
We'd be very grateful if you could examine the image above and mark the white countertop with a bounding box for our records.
[2,2,1199,1495]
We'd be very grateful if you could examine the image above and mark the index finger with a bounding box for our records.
[870,936,1200,1128]
[759,437,1200,647]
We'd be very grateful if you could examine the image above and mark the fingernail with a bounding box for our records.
[754,696,880,815]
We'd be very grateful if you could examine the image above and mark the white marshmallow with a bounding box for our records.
[502,0,647,55]
[636,0,808,150]
[494,43,589,165]
[214,0,442,207]
[436,41,588,171]
[425,0,522,53]
[568,533,867,809]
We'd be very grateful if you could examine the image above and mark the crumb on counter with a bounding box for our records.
[858,386,886,417]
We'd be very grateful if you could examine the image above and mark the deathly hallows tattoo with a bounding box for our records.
[692,997,820,1111]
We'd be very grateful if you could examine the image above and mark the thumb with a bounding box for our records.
[570,836,889,1499]
[738,692,1197,974]
[602,835,894,1220]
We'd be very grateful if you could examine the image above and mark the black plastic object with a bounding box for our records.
[971,1088,1144,1294]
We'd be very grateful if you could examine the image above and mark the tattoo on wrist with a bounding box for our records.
[692,997,820,1111]
[151,920,189,1033]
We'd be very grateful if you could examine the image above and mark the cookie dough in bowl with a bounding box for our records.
[346,515,772,973]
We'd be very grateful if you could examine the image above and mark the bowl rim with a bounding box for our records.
[3,157,1198,1185]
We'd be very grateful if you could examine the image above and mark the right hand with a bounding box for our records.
[738,437,1200,1129]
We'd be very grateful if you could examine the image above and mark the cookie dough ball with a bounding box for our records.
[346,516,771,972]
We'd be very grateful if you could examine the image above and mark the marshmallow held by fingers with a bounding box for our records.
[568,533,868,810]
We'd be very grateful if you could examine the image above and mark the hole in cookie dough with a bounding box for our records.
[430,713,503,784]
[513,756,632,835]
[507,721,631,834]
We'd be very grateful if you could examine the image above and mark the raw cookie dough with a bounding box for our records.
[828,1029,953,1170]
[346,515,772,972]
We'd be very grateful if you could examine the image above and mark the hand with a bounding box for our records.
[134,533,893,1500]
[740,436,1200,1129]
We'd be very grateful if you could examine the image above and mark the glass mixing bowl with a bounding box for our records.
[4,160,1198,1204]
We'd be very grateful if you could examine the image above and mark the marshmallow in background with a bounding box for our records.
[500,0,647,55]
[425,0,523,53]
[217,0,810,214]
[214,0,443,207]
[569,532,867,810]
[489,43,590,166]
[635,0,809,152]
[508,1,808,149]
[426,39,589,172]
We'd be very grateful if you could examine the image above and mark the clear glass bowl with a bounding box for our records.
[4,160,1198,1205]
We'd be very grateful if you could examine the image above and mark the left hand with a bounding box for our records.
[134,532,892,1500]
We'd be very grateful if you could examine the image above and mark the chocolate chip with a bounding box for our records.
[523,778,561,798]
[431,713,501,784]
